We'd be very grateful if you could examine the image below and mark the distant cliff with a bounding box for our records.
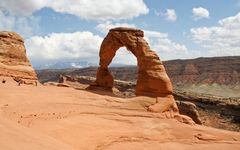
[164,56,240,85]
[37,56,240,97]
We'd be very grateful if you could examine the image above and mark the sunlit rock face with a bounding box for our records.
[0,31,37,82]
[93,27,173,97]
[90,27,181,115]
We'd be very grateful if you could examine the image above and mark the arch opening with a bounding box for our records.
[108,47,138,95]
[110,47,137,67]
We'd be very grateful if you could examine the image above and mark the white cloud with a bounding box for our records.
[71,63,83,68]
[95,22,169,39]
[25,20,189,67]
[0,0,149,20]
[143,30,187,54]
[144,30,168,39]
[111,48,137,66]
[149,38,188,53]
[0,0,46,16]
[144,31,188,58]
[25,32,103,65]
[192,7,210,20]
[0,10,40,38]
[113,30,188,62]
[95,21,136,33]
[155,9,177,22]
[48,0,149,20]
[163,9,177,22]
[190,12,240,56]
[144,30,186,53]
[0,0,149,40]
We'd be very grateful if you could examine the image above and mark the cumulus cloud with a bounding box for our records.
[0,0,149,39]
[149,37,188,53]
[155,9,177,22]
[192,7,210,20]
[48,0,149,20]
[162,9,177,22]
[25,32,103,65]
[144,31,188,58]
[0,0,46,16]
[144,30,168,39]
[0,10,40,38]
[111,48,137,66]
[0,0,149,20]
[190,12,240,56]
[25,19,189,67]
[95,21,136,33]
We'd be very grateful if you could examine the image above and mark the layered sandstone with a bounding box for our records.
[90,27,177,113]
[92,27,173,97]
[0,31,37,82]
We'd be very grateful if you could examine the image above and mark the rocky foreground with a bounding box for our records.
[0,78,240,150]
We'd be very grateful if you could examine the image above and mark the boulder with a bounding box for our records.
[176,101,202,124]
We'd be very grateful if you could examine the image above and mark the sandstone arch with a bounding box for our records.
[93,27,173,98]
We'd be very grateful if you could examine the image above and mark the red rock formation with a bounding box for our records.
[91,27,178,113]
[0,31,37,84]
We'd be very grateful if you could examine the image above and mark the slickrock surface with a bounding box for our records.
[0,116,74,150]
[0,31,37,82]
[0,80,240,150]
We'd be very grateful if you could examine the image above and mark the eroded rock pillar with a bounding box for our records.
[94,31,123,89]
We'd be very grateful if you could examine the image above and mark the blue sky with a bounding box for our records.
[0,0,240,68]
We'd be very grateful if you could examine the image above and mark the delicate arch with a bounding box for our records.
[93,27,173,97]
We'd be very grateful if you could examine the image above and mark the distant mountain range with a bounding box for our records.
[37,56,240,97]
[33,61,95,70]
[33,61,134,70]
